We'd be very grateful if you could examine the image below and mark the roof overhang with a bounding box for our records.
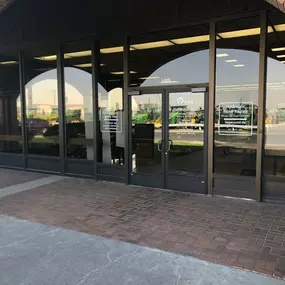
[266,0,285,13]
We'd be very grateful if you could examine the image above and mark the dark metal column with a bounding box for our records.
[123,37,130,184]
[256,11,268,202]
[57,46,66,175]
[92,40,100,180]
[207,22,216,196]
[19,50,27,168]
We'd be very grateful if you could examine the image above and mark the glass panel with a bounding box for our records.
[0,55,22,154]
[24,48,59,157]
[168,91,204,176]
[130,24,209,88]
[214,16,260,196]
[264,10,285,199]
[131,94,162,175]
[98,41,124,165]
[63,43,93,160]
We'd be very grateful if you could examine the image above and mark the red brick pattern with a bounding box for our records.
[1,177,285,279]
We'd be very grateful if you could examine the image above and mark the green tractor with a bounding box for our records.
[169,105,187,124]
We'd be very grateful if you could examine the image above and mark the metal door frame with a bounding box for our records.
[165,87,208,194]
[129,89,165,189]
[129,83,209,192]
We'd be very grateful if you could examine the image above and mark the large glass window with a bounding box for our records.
[130,25,209,87]
[214,16,260,198]
[129,25,209,193]
[24,49,59,156]
[63,43,93,160]
[264,10,285,200]
[97,41,124,165]
[0,54,22,154]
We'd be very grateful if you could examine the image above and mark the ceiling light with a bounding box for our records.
[217,53,229,58]
[218,27,260,39]
[272,47,285,52]
[234,64,245,67]
[74,63,92,68]
[280,61,285,64]
[171,35,210,45]
[66,50,91,58]
[35,55,57,61]
[277,55,285,58]
[74,63,105,68]
[225,59,237,63]
[131,40,174,50]
[111,71,137,75]
[0,61,18,65]
[274,24,285,32]
[101,46,124,53]
[139,76,160,80]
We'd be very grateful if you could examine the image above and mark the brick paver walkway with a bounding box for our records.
[0,176,285,279]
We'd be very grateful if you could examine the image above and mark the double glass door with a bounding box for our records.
[130,86,208,193]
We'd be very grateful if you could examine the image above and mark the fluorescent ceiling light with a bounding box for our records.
[66,50,91,58]
[217,53,229,58]
[75,63,92,68]
[219,27,260,39]
[131,40,174,50]
[139,76,160,80]
[100,46,124,53]
[225,59,237,63]
[171,35,209,45]
[35,55,57,61]
[277,54,285,58]
[272,47,285,52]
[234,64,245,67]
[0,61,18,65]
[274,24,285,32]
[74,63,105,68]
[111,71,137,75]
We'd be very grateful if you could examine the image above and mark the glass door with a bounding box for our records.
[130,92,165,188]
[129,86,208,193]
[165,89,207,193]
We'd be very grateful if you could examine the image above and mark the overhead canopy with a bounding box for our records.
[0,0,274,51]
[266,0,285,13]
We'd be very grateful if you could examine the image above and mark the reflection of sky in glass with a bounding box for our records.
[141,50,209,87]
[140,48,285,109]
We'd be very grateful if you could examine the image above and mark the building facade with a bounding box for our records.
[0,0,284,202]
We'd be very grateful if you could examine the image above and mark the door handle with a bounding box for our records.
[158,140,163,152]
[167,140,173,152]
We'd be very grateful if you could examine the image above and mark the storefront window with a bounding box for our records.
[129,25,210,193]
[24,49,59,156]
[214,16,260,198]
[97,41,124,165]
[63,44,93,160]
[264,10,285,199]
[0,54,22,154]
[130,25,209,87]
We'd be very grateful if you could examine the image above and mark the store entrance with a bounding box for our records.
[130,85,208,194]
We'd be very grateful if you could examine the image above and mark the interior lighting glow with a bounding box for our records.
[225,59,237,63]
[0,61,18,65]
[171,35,210,44]
[131,40,174,50]
[217,53,229,58]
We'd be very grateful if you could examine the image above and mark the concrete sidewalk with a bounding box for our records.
[0,215,284,285]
